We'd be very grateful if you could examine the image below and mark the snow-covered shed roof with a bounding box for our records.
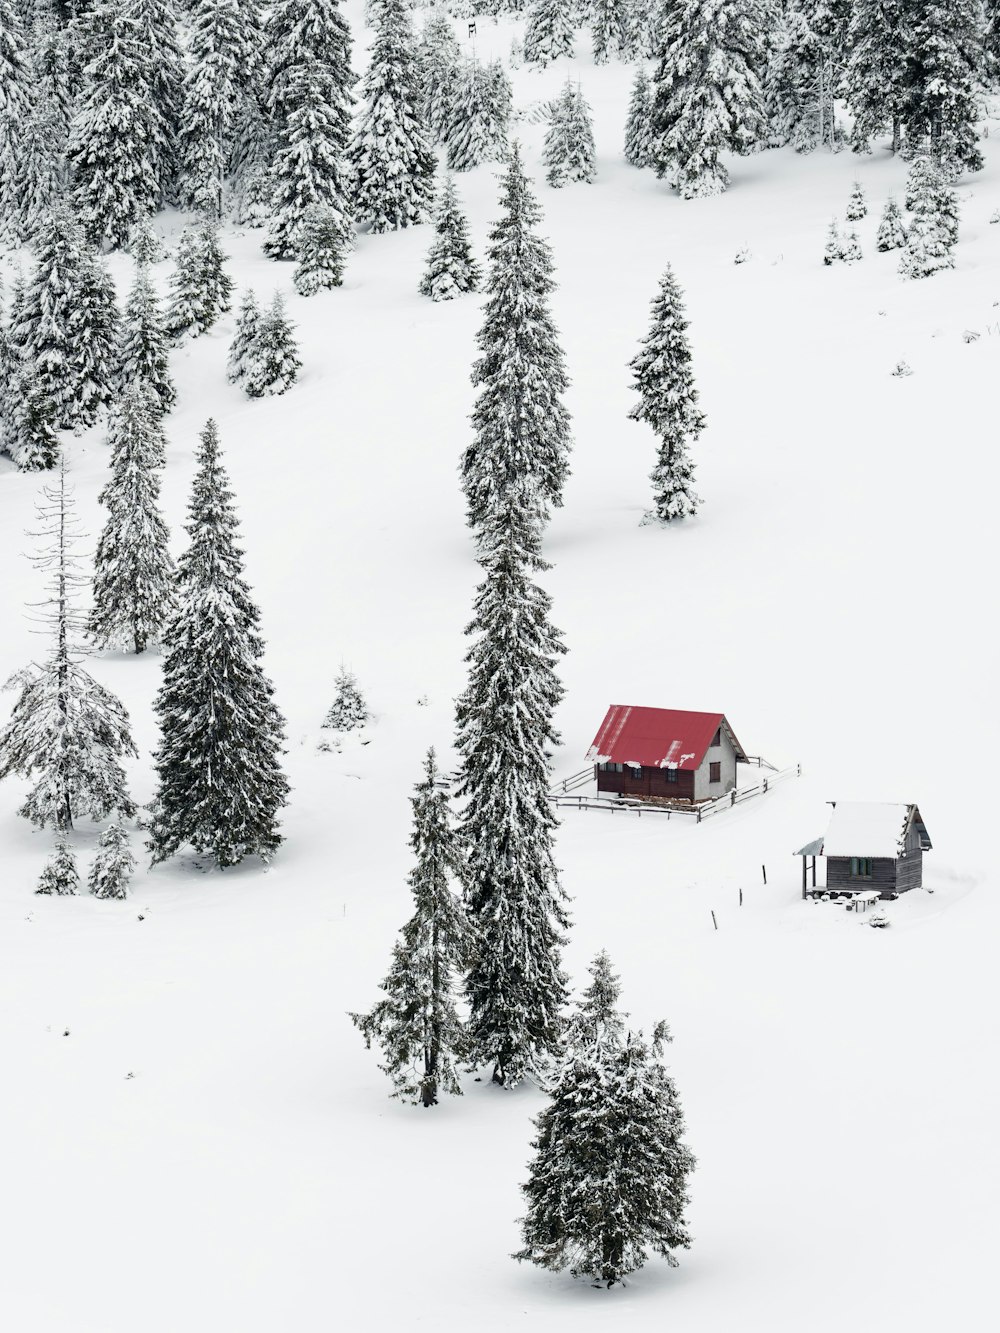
[586,706,747,771]
[821,802,931,858]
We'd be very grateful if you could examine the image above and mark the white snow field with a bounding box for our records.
[1,13,997,1332]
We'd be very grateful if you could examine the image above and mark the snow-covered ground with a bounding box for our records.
[1,13,997,1331]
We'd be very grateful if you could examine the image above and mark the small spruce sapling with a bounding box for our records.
[543,80,597,188]
[3,369,60,471]
[846,180,867,220]
[824,218,843,265]
[419,175,481,301]
[624,67,654,168]
[899,160,956,280]
[118,266,177,417]
[243,293,301,398]
[164,227,212,342]
[842,229,863,263]
[322,667,369,731]
[227,290,260,384]
[37,835,79,895]
[876,197,907,252]
[129,216,165,265]
[88,817,135,899]
[293,203,347,296]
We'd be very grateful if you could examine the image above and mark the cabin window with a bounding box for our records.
[628,765,642,779]
[711,727,722,747]
[600,762,624,773]
[850,858,873,879]
[709,761,721,783]
[665,768,678,783]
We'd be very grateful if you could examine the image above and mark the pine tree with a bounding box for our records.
[875,196,907,251]
[37,834,79,894]
[350,748,474,1107]
[543,80,597,187]
[132,0,186,202]
[904,152,935,210]
[7,66,66,244]
[844,0,909,153]
[164,221,231,342]
[419,175,481,301]
[2,367,61,471]
[902,0,983,172]
[0,0,31,241]
[293,202,348,294]
[72,252,121,432]
[515,973,695,1287]
[89,385,175,655]
[485,60,514,149]
[88,816,135,898]
[117,266,176,417]
[349,0,435,233]
[227,288,261,382]
[846,180,867,220]
[462,144,572,537]
[841,228,862,262]
[457,507,570,1088]
[148,420,289,868]
[628,265,703,524]
[591,0,631,64]
[650,0,771,198]
[263,0,355,257]
[129,215,165,264]
[198,218,235,322]
[242,293,301,397]
[322,666,368,730]
[823,216,843,264]
[765,5,836,154]
[524,0,575,67]
[987,1,1000,85]
[0,464,137,831]
[67,1,163,249]
[570,951,628,1048]
[446,60,506,172]
[899,156,957,278]
[624,66,654,167]
[418,8,461,143]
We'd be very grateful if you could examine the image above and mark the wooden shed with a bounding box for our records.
[795,802,932,900]
[586,706,748,804]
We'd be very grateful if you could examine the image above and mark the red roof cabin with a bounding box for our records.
[587,706,748,805]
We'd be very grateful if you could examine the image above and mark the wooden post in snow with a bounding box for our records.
[711,910,718,931]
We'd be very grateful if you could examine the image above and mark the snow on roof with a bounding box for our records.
[586,706,747,771]
[822,803,916,858]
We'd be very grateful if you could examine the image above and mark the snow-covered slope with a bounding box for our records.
[0,14,996,1331]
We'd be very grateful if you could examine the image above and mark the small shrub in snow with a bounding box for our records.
[323,667,369,731]
[37,836,79,895]
[846,181,867,220]
[868,911,891,928]
[88,817,135,899]
[876,197,907,252]
[991,209,1000,224]
[891,360,913,377]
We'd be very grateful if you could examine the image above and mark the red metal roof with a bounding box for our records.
[586,706,746,771]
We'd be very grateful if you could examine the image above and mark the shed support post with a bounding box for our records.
[802,857,807,900]
[811,856,817,889]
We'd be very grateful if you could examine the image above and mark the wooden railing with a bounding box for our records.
[549,762,801,822]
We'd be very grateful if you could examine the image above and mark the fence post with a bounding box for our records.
[763,776,768,793]
[762,864,767,885]
[739,887,743,907]
[711,910,718,930]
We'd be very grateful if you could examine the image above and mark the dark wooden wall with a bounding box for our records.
[827,857,898,893]
[596,764,695,801]
[896,849,923,892]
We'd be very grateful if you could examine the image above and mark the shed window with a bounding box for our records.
[711,727,722,747]
[709,761,721,783]
[665,768,678,783]
[627,765,642,779]
[850,858,873,879]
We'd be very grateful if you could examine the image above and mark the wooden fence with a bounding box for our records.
[549,763,801,822]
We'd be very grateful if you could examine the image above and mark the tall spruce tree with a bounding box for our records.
[89,385,175,654]
[445,59,507,172]
[650,0,771,198]
[457,500,569,1087]
[227,288,261,382]
[117,266,176,416]
[899,156,957,278]
[461,144,572,537]
[0,0,31,241]
[417,8,461,143]
[2,367,61,471]
[348,0,435,233]
[0,464,137,831]
[766,3,837,153]
[524,0,575,68]
[148,420,289,868]
[624,65,655,167]
[419,174,481,301]
[629,265,704,523]
[515,965,695,1287]
[902,0,983,171]
[543,79,597,187]
[591,0,632,64]
[350,749,475,1107]
[132,0,185,202]
[844,0,909,153]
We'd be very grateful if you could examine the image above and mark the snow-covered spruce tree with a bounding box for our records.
[67,1,164,250]
[0,464,137,831]
[131,0,185,202]
[446,59,506,172]
[177,0,257,217]
[823,216,843,264]
[7,65,66,244]
[765,3,836,154]
[841,228,862,262]
[904,152,934,211]
[457,504,570,1087]
[902,0,983,172]
[292,203,347,294]
[350,748,475,1107]
[148,420,289,868]
[419,175,481,301]
[486,59,514,145]
[846,180,867,220]
[988,1,1000,85]
[242,293,301,397]
[89,386,175,655]
[164,221,231,342]
[591,0,632,65]
[322,665,368,730]
[461,143,572,535]
[899,158,956,278]
[263,0,355,258]
[37,834,79,895]
[14,206,112,432]
[349,0,435,233]
[88,816,135,898]
[628,264,704,524]
[198,217,235,322]
[624,66,654,167]
[515,973,695,1287]
[543,79,597,187]
[876,196,907,251]
[227,288,260,382]
[417,8,462,143]
[650,0,771,198]
[844,0,909,153]
[2,367,60,472]
[129,215,165,264]
[524,0,575,68]
[0,0,31,241]
[117,266,176,417]
[71,252,121,432]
